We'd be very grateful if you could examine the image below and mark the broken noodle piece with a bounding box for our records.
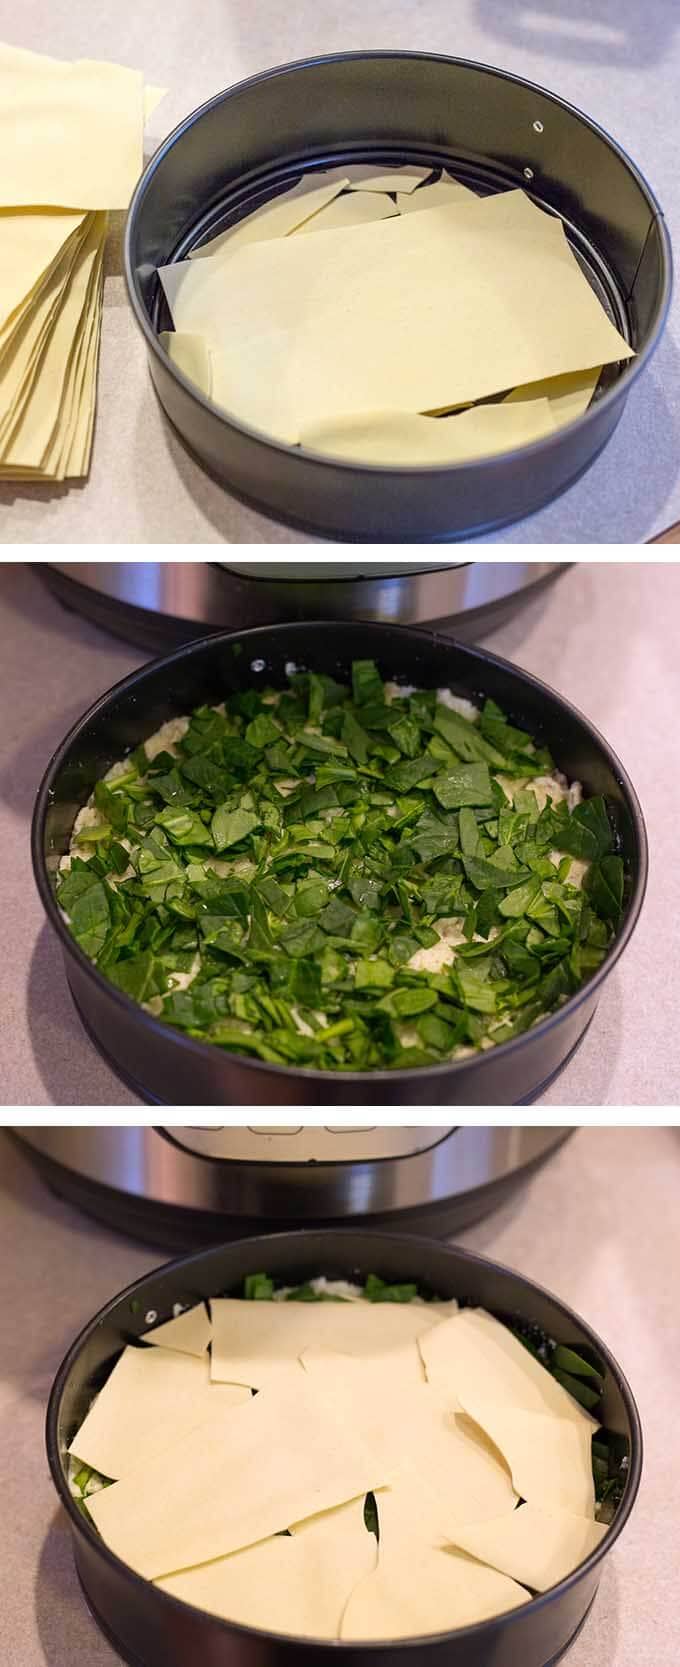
[457,1397,596,1517]
[296,190,398,234]
[447,1504,607,1592]
[186,176,350,262]
[141,1301,211,1356]
[418,1307,597,1428]
[68,1345,249,1479]
[157,1498,377,1638]
[505,366,602,428]
[297,398,556,465]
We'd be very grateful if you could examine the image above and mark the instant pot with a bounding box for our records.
[15,1127,571,1250]
[37,562,564,653]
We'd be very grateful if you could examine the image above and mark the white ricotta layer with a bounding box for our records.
[408,917,469,973]
[143,715,189,761]
[436,687,480,722]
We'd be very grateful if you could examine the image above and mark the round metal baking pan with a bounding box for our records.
[124,51,671,542]
[46,1229,642,1667]
[13,1128,572,1251]
[37,561,564,653]
[31,620,647,1107]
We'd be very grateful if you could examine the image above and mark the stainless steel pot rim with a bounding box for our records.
[32,620,649,1090]
[46,1228,643,1653]
[124,49,673,478]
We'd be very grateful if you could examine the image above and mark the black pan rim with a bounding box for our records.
[124,48,673,478]
[45,1227,643,1654]
[31,619,649,1090]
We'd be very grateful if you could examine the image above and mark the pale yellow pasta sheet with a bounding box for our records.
[457,1397,596,1518]
[186,176,350,262]
[348,166,434,194]
[0,209,85,334]
[296,191,398,234]
[1,213,106,468]
[505,366,603,428]
[419,1308,598,1428]
[157,1498,376,1638]
[300,1349,518,1536]
[159,331,212,398]
[44,219,105,478]
[0,44,144,209]
[86,1373,394,1578]
[141,1301,211,1357]
[297,398,555,465]
[447,1504,607,1592]
[396,179,476,213]
[0,219,90,446]
[68,1345,249,1478]
[144,84,168,122]
[210,1294,454,1389]
[341,1489,529,1640]
[164,188,632,443]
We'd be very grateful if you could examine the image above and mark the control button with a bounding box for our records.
[248,1126,303,1136]
[326,1127,376,1134]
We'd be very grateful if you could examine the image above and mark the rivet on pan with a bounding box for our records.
[144,1308,157,1324]
[524,167,535,180]
[533,120,544,133]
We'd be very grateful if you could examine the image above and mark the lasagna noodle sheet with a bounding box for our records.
[210,1294,455,1389]
[340,1489,529,1640]
[297,398,556,464]
[141,1301,212,1357]
[296,191,398,234]
[300,1349,518,1535]
[163,188,632,441]
[447,1504,607,1592]
[158,331,212,397]
[505,366,603,427]
[0,44,144,209]
[185,176,350,262]
[1,212,106,468]
[396,179,477,213]
[419,1308,598,1428]
[458,1397,597,1517]
[85,1373,393,1577]
[157,1497,377,1638]
[0,209,85,334]
[68,1345,249,1479]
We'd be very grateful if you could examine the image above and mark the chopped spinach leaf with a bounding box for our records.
[58,667,622,1068]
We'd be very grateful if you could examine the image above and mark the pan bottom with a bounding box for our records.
[65,978,596,1111]
[74,1554,600,1667]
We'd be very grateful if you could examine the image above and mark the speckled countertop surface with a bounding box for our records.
[2,1126,679,1666]
[0,0,678,542]
[2,558,679,1107]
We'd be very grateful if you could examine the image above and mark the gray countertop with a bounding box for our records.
[3,559,679,1107]
[0,1,678,543]
[2,1126,679,1666]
